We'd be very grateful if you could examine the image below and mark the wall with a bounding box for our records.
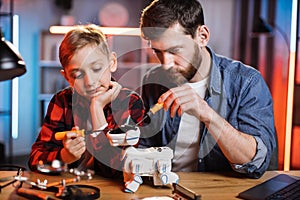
[201,0,234,57]
[0,0,234,157]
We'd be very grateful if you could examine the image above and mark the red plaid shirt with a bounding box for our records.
[28,87,144,178]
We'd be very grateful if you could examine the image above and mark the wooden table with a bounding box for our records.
[0,170,299,199]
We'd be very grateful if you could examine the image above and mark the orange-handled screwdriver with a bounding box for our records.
[55,129,103,140]
[55,130,85,140]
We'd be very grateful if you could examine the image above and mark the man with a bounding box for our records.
[139,0,276,178]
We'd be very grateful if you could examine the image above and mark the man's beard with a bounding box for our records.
[165,44,201,86]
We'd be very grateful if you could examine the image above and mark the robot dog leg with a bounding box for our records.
[153,159,179,186]
[122,146,179,193]
[106,126,179,193]
[123,159,144,193]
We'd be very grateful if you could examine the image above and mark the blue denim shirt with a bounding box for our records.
[139,47,276,178]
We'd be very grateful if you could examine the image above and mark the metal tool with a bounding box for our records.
[135,102,164,126]
[55,129,106,140]
[172,183,201,200]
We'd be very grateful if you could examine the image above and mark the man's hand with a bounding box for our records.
[60,126,86,164]
[159,85,257,165]
[158,84,212,124]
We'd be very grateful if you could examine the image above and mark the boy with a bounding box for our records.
[28,24,145,178]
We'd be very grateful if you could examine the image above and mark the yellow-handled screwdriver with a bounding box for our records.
[135,102,164,126]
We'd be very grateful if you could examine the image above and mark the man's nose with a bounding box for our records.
[160,52,174,70]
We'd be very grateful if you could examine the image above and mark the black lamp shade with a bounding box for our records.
[0,34,26,81]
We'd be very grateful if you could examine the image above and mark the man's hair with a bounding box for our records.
[59,24,110,69]
[140,0,205,40]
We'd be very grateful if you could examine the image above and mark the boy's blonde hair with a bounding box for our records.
[59,24,110,69]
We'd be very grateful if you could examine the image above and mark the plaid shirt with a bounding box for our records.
[28,87,144,178]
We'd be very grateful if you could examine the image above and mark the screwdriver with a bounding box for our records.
[135,102,164,126]
[54,102,164,140]
[55,129,105,140]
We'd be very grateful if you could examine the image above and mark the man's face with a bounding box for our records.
[62,44,113,100]
[149,24,202,85]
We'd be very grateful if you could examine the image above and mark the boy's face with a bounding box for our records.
[61,44,117,100]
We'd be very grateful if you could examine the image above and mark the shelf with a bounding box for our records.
[39,60,61,68]
[0,110,10,116]
[39,60,152,69]
[0,12,12,17]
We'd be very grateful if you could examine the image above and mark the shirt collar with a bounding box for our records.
[206,46,222,95]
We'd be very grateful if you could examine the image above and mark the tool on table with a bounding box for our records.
[0,167,25,192]
[172,183,201,200]
[17,188,61,200]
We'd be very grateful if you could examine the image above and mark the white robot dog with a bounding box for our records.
[107,125,179,193]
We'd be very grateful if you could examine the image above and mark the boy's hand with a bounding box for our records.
[89,82,121,135]
[90,81,122,109]
[60,126,86,164]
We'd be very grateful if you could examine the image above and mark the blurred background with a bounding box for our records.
[0,0,299,171]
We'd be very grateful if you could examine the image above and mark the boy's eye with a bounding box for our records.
[93,68,103,73]
[71,72,84,79]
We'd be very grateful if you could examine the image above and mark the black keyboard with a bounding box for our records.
[266,179,300,200]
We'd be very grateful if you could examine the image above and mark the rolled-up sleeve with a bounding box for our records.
[231,136,267,174]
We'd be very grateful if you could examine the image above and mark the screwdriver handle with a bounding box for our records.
[55,129,85,140]
[149,102,164,114]
[135,103,164,126]
[17,188,57,200]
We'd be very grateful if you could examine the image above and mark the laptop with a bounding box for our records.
[238,173,300,200]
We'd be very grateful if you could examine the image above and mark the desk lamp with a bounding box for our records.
[0,28,26,81]
[0,27,26,163]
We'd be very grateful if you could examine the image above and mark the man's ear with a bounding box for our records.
[195,25,210,46]
[109,52,118,73]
